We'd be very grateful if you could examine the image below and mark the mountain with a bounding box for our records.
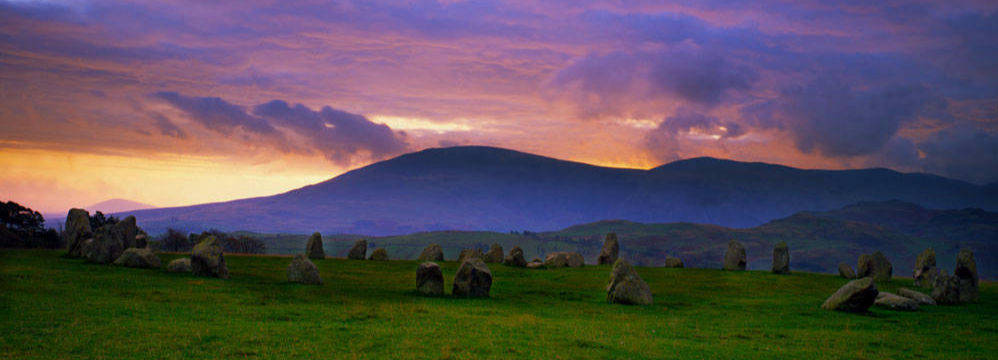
[87,199,155,214]
[121,146,998,235]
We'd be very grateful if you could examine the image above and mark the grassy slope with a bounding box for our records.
[2,250,996,359]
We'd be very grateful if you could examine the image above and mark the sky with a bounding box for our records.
[2,0,997,214]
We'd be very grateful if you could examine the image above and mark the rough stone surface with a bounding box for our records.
[772,241,790,274]
[664,256,684,268]
[167,258,192,272]
[113,247,161,268]
[597,233,619,265]
[83,225,126,264]
[306,232,325,260]
[722,240,746,271]
[458,248,484,264]
[913,248,936,287]
[896,287,936,305]
[875,292,919,311]
[452,258,492,297]
[931,269,961,305]
[287,254,322,285]
[544,252,584,268]
[821,277,879,312]
[606,259,653,305]
[857,251,892,282]
[113,216,145,249]
[63,208,93,258]
[838,263,856,279]
[369,248,388,261]
[955,249,979,303]
[191,236,229,279]
[347,240,367,260]
[504,246,527,267]
[483,243,504,263]
[526,261,544,269]
[417,243,444,262]
[416,262,444,296]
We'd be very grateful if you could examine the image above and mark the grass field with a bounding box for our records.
[1,249,995,359]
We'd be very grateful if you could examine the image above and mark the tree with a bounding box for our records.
[0,201,61,249]
[157,228,194,252]
[89,211,119,230]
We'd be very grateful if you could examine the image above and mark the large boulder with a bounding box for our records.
[875,292,919,311]
[458,248,484,264]
[452,258,492,298]
[544,252,584,268]
[347,240,367,260]
[83,226,126,264]
[771,241,790,274]
[606,259,653,305]
[664,256,684,268]
[287,254,322,285]
[416,262,444,296]
[821,277,879,312]
[955,249,979,303]
[191,236,229,279]
[114,216,145,249]
[896,287,936,305]
[483,243,504,263]
[369,248,389,261]
[63,208,93,258]
[913,248,936,287]
[722,240,746,271]
[166,258,192,272]
[597,232,619,265]
[837,263,856,279]
[931,269,961,305]
[113,247,161,268]
[857,251,892,282]
[306,232,325,260]
[504,246,527,267]
[418,243,444,262]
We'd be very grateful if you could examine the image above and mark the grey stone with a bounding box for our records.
[287,254,322,285]
[369,248,388,261]
[416,262,444,296]
[597,232,619,265]
[772,241,790,274]
[857,251,892,282]
[63,208,92,258]
[191,236,229,279]
[875,292,919,311]
[664,256,684,268]
[544,252,584,268]
[113,247,161,268]
[347,239,367,260]
[722,240,746,271]
[838,263,856,279]
[458,248,484,264]
[453,258,492,298]
[417,243,444,262]
[913,248,936,287]
[306,232,325,260]
[606,259,653,305]
[166,258,192,272]
[483,243,504,263]
[821,277,878,312]
[955,249,979,303]
[503,246,527,267]
[896,287,935,305]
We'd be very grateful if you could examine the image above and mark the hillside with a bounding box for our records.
[122,146,998,235]
[249,201,995,279]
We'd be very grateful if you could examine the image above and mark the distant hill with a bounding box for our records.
[246,201,995,279]
[122,146,997,235]
[87,199,155,214]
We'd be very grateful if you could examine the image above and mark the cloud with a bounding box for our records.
[644,108,745,161]
[149,112,185,139]
[154,93,408,166]
[917,127,998,184]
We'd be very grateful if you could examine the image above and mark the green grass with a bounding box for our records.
[1,249,995,359]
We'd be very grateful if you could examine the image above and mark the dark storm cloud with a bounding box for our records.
[154,92,278,135]
[918,127,998,184]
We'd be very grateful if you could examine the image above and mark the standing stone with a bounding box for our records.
[874,292,919,311]
[452,258,492,298]
[63,208,93,258]
[166,258,192,272]
[722,240,746,271]
[287,254,322,285]
[113,247,162,268]
[347,240,367,260]
[369,248,389,261]
[544,252,584,268]
[913,248,936,287]
[418,243,444,262]
[191,236,229,279]
[772,242,790,274]
[896,287,936,305]
[821,277,879,312]
[931,270,961,305]
[838,263,856,279]
[857,251,892,282]
[597,233,619,265]
[458,248,484,264]
[83,225,126,264]
[416,262,444,296]
[504,246,527,267]
[483,243,504,263]
[664,256,684,268]
[113,216,144,249]
[306,232,325,260]
[606,259,653,305]
[955,249,979,302]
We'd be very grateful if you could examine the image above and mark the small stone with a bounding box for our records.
[347,239,367,260]
[483,243,504,263]
[191,236,229,279]
[955,249,979,303]
[306,232,325,260]
[664,256,684,268]
[771,241,790,274]
[821,277,878,312]
[287,254,322,285]
[503,246,527,267]
[544,252,584,268]
[417,243,444,262]
[369,248,388,261]
[597,232,619,265]
[416,262,444,296]
[166,258,192,272]
[931,269,961,305]
[913,248,936,287]
[875,292,919,311]
[722,240,746,271]
[857,251,892,282]
[113,247,161,268]
[837,263,856,279]
[526,261,544,269]
[458,248,484,264]
[896,287,935,305]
